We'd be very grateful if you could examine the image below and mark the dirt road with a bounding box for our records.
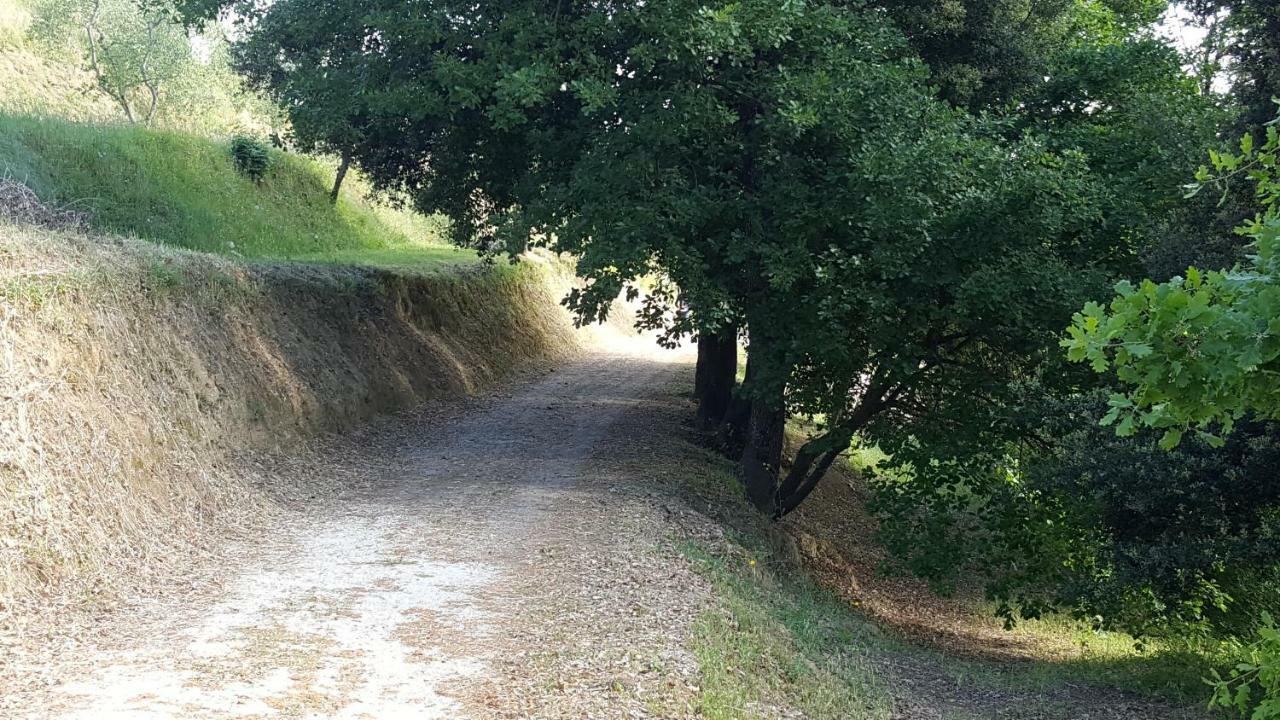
[5,337,1209,720]
[14,339,711,719]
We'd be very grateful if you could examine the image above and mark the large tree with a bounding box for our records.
[186,0,1169,518]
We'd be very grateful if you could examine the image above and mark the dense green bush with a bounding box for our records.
[871,389,1280,640]
[229,134,270,182]
[1061,112,1280,720]
[1025,402,1280,637]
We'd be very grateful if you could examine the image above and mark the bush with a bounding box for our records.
[229,135,270,182]
[871,388,1280,639]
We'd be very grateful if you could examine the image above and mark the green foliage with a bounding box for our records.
[1184,0,1280,129]
[11,0,279,133]
[1209,613,1280,719]
[1022,37,1225,262]
[206,0,370,166]
[867,0,1171,110]
[191,0,1197,519]
[1064,119,1280,444]
[1061,111,1280,720]
[229,133,268,182]
[0,113,469,267]
[876,386,1280,638]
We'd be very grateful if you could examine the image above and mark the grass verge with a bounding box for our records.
[683,539,892,719]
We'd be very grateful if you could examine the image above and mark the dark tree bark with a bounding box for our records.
[716,350,755,455]
[737,337,785,514]
[330,153,352,204]
[773,444,842,518]
[740,395,786,514]
[693,336,713,399]
[771,396,885,518]
[696,329,737,428]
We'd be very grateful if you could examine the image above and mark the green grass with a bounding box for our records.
[986,610,1227,704]
[681,520,1218,719]
[0,113,475,271]
[683,541,893,719]
[296,246,478,275]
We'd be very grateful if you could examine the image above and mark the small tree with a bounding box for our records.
[220,3,369,202]
[30,0,191,125]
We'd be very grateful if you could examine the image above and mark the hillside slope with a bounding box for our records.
[0,225,577,624]
[0,114,474,268]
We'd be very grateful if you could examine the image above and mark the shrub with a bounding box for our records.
[871,388,1280,639]
[229,135,270,182]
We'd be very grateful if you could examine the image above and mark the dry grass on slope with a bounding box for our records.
[0,223,579,639]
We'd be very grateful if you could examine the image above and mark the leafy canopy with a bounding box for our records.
[185,0,1208,520]
[1065,115,1280,447]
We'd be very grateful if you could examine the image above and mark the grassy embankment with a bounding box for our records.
[0,0,471,271]
[0,89,564,626]
[0,113,476,271]
[1,222,575,632]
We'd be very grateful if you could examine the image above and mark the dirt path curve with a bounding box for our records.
[16,338,711,719]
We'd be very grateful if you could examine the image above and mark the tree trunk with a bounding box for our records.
[696,329,737,428]
[693,336,712,399]
[740,392,785,514]
[716,350,755,455]
[773,442,842,519]
[772,399,879,517]
[330,153,351,204]
[737,337,785,514]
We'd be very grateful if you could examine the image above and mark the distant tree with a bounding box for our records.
[1021,35,1227,266]
[217,3,376,202]
[30,0,192,125]
[1184,0,1280,129]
